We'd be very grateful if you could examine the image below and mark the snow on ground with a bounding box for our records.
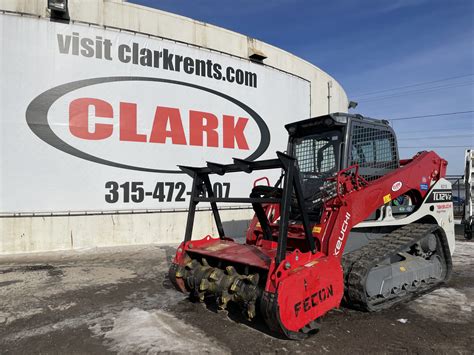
[451,241,474,278]
[0,266,136,324]
[2,288,189,344]
[410,287,473,323]
[408,241,474,323]
[89,308,229,355]
[1,239,473,353]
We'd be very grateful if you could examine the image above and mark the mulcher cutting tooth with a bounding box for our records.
[185,259,198,269]
[175,266,184,278]
[219,291,232,309]
[200,279,210,291]
[247,273,259,285]
[226,265,236,275]
[209,270,220,281]
[247,302,256,320]
[230,278,241,292]
[197,291,206,302]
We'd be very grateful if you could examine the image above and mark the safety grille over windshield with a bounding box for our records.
[295,133,339,174]
[350,124,398,180]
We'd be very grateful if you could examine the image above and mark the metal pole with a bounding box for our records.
[202,175,225,239]
[184,173,199,242]
[292,171,317,253]
[327,81,332,114]
[276,159,294,265]
[458,177,461,215]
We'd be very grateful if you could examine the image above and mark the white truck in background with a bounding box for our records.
[463,149,474,239]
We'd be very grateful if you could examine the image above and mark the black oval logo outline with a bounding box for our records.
[25,76,271,174]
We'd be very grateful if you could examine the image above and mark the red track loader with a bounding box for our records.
[168,113,455,339]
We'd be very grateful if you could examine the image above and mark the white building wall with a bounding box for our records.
[0,209,253,254]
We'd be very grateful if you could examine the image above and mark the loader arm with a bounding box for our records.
[319,150,448,258]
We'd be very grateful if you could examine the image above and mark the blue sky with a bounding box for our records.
[130,0,473,174]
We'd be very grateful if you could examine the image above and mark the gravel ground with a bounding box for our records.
[0,232,473,354]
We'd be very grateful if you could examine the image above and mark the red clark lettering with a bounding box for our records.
[69,98,249,149]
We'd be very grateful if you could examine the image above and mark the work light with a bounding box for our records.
[48,0,68,13]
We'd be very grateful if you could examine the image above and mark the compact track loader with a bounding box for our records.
[169,113,455,339]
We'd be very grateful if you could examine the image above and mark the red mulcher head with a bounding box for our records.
[168,153,345,339]
[169,236,343,339]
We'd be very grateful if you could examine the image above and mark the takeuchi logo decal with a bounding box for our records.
[25,77,270,173]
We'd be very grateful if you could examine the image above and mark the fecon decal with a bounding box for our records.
[294,285,334,317]
[334,212,351,256]
[26,77,270,173]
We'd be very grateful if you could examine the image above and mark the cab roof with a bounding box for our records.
[284,112,390,138]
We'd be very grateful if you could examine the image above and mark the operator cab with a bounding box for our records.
[285,113,399,221]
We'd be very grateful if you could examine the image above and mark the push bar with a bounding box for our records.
[179,152,317,265]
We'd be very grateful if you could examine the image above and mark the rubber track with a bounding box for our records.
[342,223,452,312]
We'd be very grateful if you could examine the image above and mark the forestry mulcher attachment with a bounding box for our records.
[169,113,455,339]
